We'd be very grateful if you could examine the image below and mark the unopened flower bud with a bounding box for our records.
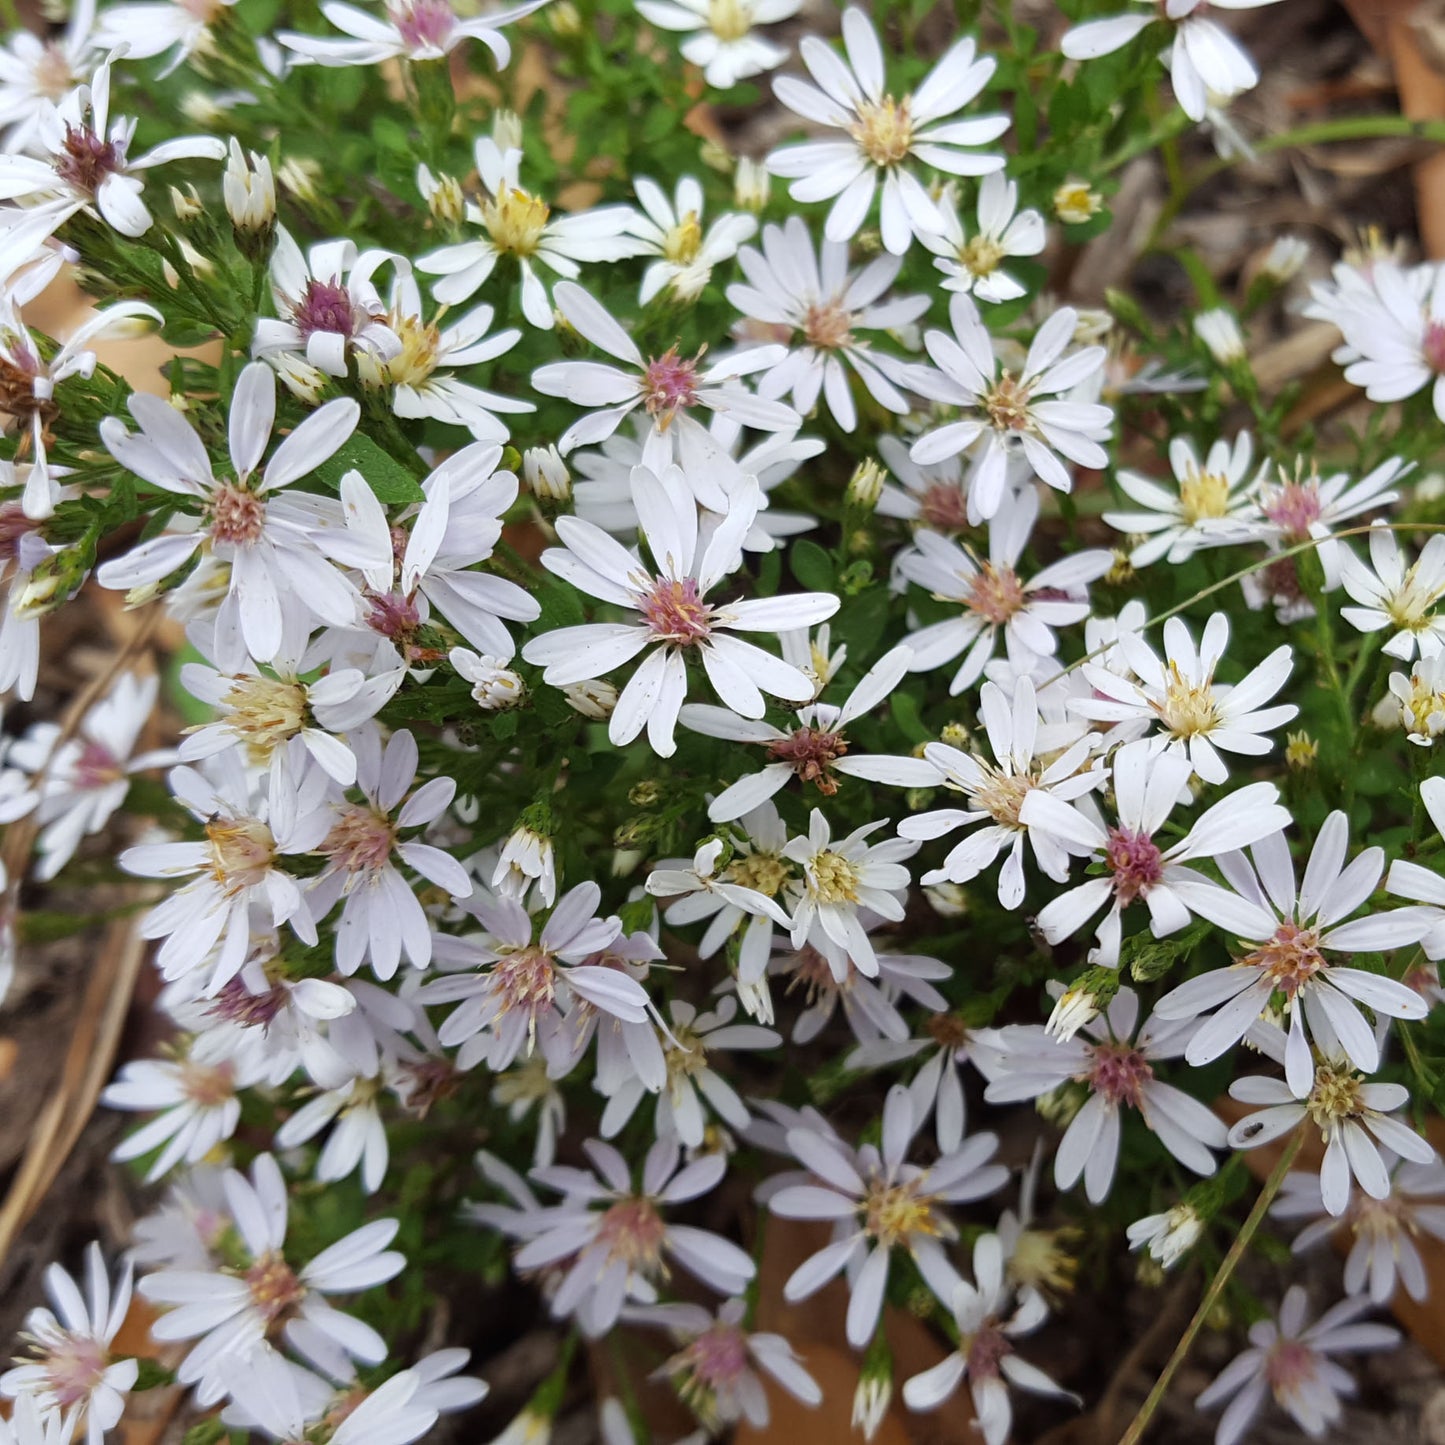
[549,0,581,35]
[852,1332,892,1442]
[1054,178,1102,224]
[269,352,328,405]
[1261,235,1309,283]
[733,157,770,212]
[925,882,968,917]
[523,444,570,500]
[628,780,661,806]
[492,108,524,152]
[1284,730,1318,770]
[180,91,224,128]
[847,457,885,509]
[223,138,276,258]
[939,722,969,749]
[170,184,204,222]
[699,137,732,173]
[493,818,557,906]
[417,164,466,227]
[1046,968,1119,1041]
[563,678,617,719]
[1193,308,1246,365]
[450,646,525,710]
[736,974,774,1024]
[277,157,322,204]
[1127,1203,1203,1270]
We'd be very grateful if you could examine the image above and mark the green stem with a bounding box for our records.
[1342,632,1382,724]
[1101,107,1194,175]
[1120,1129,1304,1445]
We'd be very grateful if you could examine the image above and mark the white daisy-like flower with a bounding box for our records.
[416,138,642,327]
[1126,1203,1204,1270]
[0,1243,137,1445]
[1197,1285,1397,1445]
[900,674,1105,909]
[1338,520,1445,662]
[94,0,236,73]
[1154,812,1435,1095]
[1104,431,1264,567]
[902,1236,1075,1443]
[627,1296,821,1432]
[768,1086,1007,1346]
[1273,1152,1445,1304]
[95,362,364,670]
[898,486,1114,694]
[1071,612,1298,785]
[624,175,756,304]
[0,0,95,152]
[1379,653,1445,745]
[982,987,1228,1203]
[307,726,472,980]
[522,465,837,756]
[139,1152,405,1394]
[1334,262,1445,423]
[910,294,1112,521]
[1063,0,1284,124]
[1020,739,1290,968]
[278,0,547,67]
[532,281,798,476]
[634,0,802,90]
[874,432,975,533]
[766,7,1009,254]
[273,1069,389,1195]
[514,1137,755,1336]
[782,807,917,980]
[681,643,937,821]
[0,56,225,267]
[917,172,1045,303]
[726,216,929,431]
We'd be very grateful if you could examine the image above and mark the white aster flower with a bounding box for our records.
[140,1153,404,1394]
[901,674,1105,908]
[1071,612,1298,785]
[1126,1203,1204,1270]
[726,216,928,431]
[901,1233,1075,1443]
[917,172,1045,303]
[279,0,547,67]
[1021,740,1290,968]
[1339,520,1445,661]
[416,138,642,327]
[635,0,802,90]
[1154,813,1435,1095]
[768,1086,1006,1346]
[515,1137,755,1336]
[492,822,557,906]
[1335,261,1445,422]
[899,486,1114,694]
[1380,653,1445,745]
[0,0,95,152]
[1196,1285,1397,1445]
[766,7,1008,254]
[983,986,1228,1202]
[1193,307,1247,365]
[0,1243,137,1445]
[798,939,950,1050]
[95,0,236,72]
[910,294,1112,521]
[523,465,837,756]
[625,175,756,304]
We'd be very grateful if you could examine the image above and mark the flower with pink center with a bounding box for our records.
[899,486,1113,694]
[726,216,929,431]
[1,1244,137,1445]
[680,643,938,822]
[981,986,1228,1203]
[503,1137,755,1337]
[1154,811,1436,1097]
[1197,1285,1398,1445]
[96,362,366,672]
[524,463,837,757]
[254,228,404,378]
[306,727,472,980]
[627,1297,821,1431]
[280,0,547,67]
[901,1234,1075,1444]
[425,881,651,1074]
[139,1153,405,1397]
[531,282,799,501]
[1019,739,1290,969]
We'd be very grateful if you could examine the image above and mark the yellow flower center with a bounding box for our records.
[861,1177,944,1247]
[217,675,308,760]
[959,234,1006,277]
[809,849,860,903]
[385,313,443,387]
[970,764,1034,828]
[850,96,913,167]
[1155,662,1220,739]
[1179,467,1232,524]
[707,0,752,41]
[663,212,704,264]
[482,186,551,256]
[726,850,790,896]
[1306,1061,1365,1130]
[983,372,1033,433]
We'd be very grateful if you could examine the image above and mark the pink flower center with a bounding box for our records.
[966,562,1027,624]
[491,946,558,1020]
[39,1334,110,1410]
[1105,827,1164,905]
[678,1323,750,1389]
[1263,1338,1320,1403]
[596,1195,667,1269]
[54,125,122,192]
[783,943,851,1000]
[1425,320,1445,375]
[1087,1042,1153,1108]
[964,1323,1013,1381]
[244,1250,306,1327]
[918,482,970,533]
[179,1057,237,1108]
[1261,480,1323,540]
[767,726,850,792]
[72,740,123,789]
[0,502,37,563]
[1242,921,1327,997]
[802,300,854,351]
[208,977,287,1028]
[642,348,701,420]
[293,278,357,340]
[206,817,276,888]
[322,806,397,874]
[639,575,712,644]
[367,589,422,640]
[390,0,457,48]
[983,373,1034,434]
[209,483,267,547]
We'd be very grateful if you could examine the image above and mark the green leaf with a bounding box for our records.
[491,709,520,740]
[312,434,425,504]
[790,538,834,592]
[535,576,585,630]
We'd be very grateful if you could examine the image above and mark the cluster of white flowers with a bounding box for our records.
[0,3,1438,1445]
